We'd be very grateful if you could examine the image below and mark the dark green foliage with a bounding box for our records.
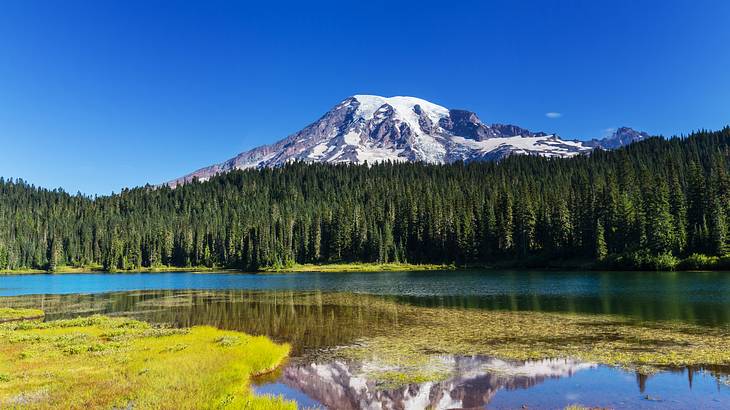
[1,128,730,271]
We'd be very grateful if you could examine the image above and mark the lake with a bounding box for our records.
[2,270,730,409]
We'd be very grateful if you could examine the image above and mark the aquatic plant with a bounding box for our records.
[292,293,730,387]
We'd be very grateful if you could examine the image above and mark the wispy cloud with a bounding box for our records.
[545,112,562,119]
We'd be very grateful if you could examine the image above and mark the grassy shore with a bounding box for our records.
[3,254,730,275]
[0,265,235,275]
[1,262,455,275]
[0,310,293,409]
[260,262,455,273]
[0,308,44,322]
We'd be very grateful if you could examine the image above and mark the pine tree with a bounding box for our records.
[595,219,607,260]
[644,178,675,255]
[496,192,514,253]
[709,197,728,256]
[47,235,62,272]
[668,173,688,254]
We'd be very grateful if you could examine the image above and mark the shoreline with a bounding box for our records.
[2,259,729,275]
[259,262,455,273]
[0,265,245,275]
[0,262,455,275]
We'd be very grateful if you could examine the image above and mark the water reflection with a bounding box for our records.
[2,270,730,325]
[2,289,730,408]
[0,290,400,354]
[258,357,730,410]
[392,291,730,327]
[266,357,594,410]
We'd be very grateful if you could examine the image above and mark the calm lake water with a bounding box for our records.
[2,270,730,409]
[3,270,730,324]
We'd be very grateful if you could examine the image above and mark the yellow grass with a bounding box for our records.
[0,313,294,409]
[0,308,44,322]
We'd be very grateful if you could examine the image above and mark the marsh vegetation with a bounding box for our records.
[0,310,293,409]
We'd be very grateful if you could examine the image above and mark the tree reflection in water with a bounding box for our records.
[3,289,730,409]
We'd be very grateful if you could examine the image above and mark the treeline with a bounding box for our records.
[1,128,730,272]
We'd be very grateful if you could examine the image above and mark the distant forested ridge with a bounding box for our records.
[2,128,730,272]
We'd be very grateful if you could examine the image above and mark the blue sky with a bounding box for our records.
[1,0,729,194]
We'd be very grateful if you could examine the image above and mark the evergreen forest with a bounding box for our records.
[2,128,730,272]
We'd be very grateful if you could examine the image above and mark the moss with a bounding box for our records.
[0,314,294,409]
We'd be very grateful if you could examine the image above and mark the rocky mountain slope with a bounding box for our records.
[168,95,648,186]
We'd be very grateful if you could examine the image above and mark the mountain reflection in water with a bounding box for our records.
[267,356,595,410]
[3,289,730,408]
[258,357,730,410]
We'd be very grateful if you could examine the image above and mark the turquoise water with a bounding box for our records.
[3,270,730,408]
[2,270,730,325]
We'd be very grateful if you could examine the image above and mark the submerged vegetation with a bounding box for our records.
[5,290,730,382]
[0,310,293,409]
[1,129,730,272]
[339,302,730,386]
[179,291,730,387]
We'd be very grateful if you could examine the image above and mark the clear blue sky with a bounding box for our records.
[1,0,729,194]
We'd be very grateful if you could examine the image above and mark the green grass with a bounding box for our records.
[110,265,233,273]
[0,269,49,275]
[260,262,455,273]
[0,311,294,409]
[5,252,730,274]
[0,308,44,322]
[2,262,452,275]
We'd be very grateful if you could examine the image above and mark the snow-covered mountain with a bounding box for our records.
[168,95,648,186]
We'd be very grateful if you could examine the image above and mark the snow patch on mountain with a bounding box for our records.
[352,95,449,123]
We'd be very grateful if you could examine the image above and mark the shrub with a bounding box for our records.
[649,253,680,271]
[600,251,678,271]
[679,253,719,270]
[718,254,730,270]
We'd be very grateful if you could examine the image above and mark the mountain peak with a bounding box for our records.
[585,126,650,149]
[347,95,450,124]
[167,96,648,187]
